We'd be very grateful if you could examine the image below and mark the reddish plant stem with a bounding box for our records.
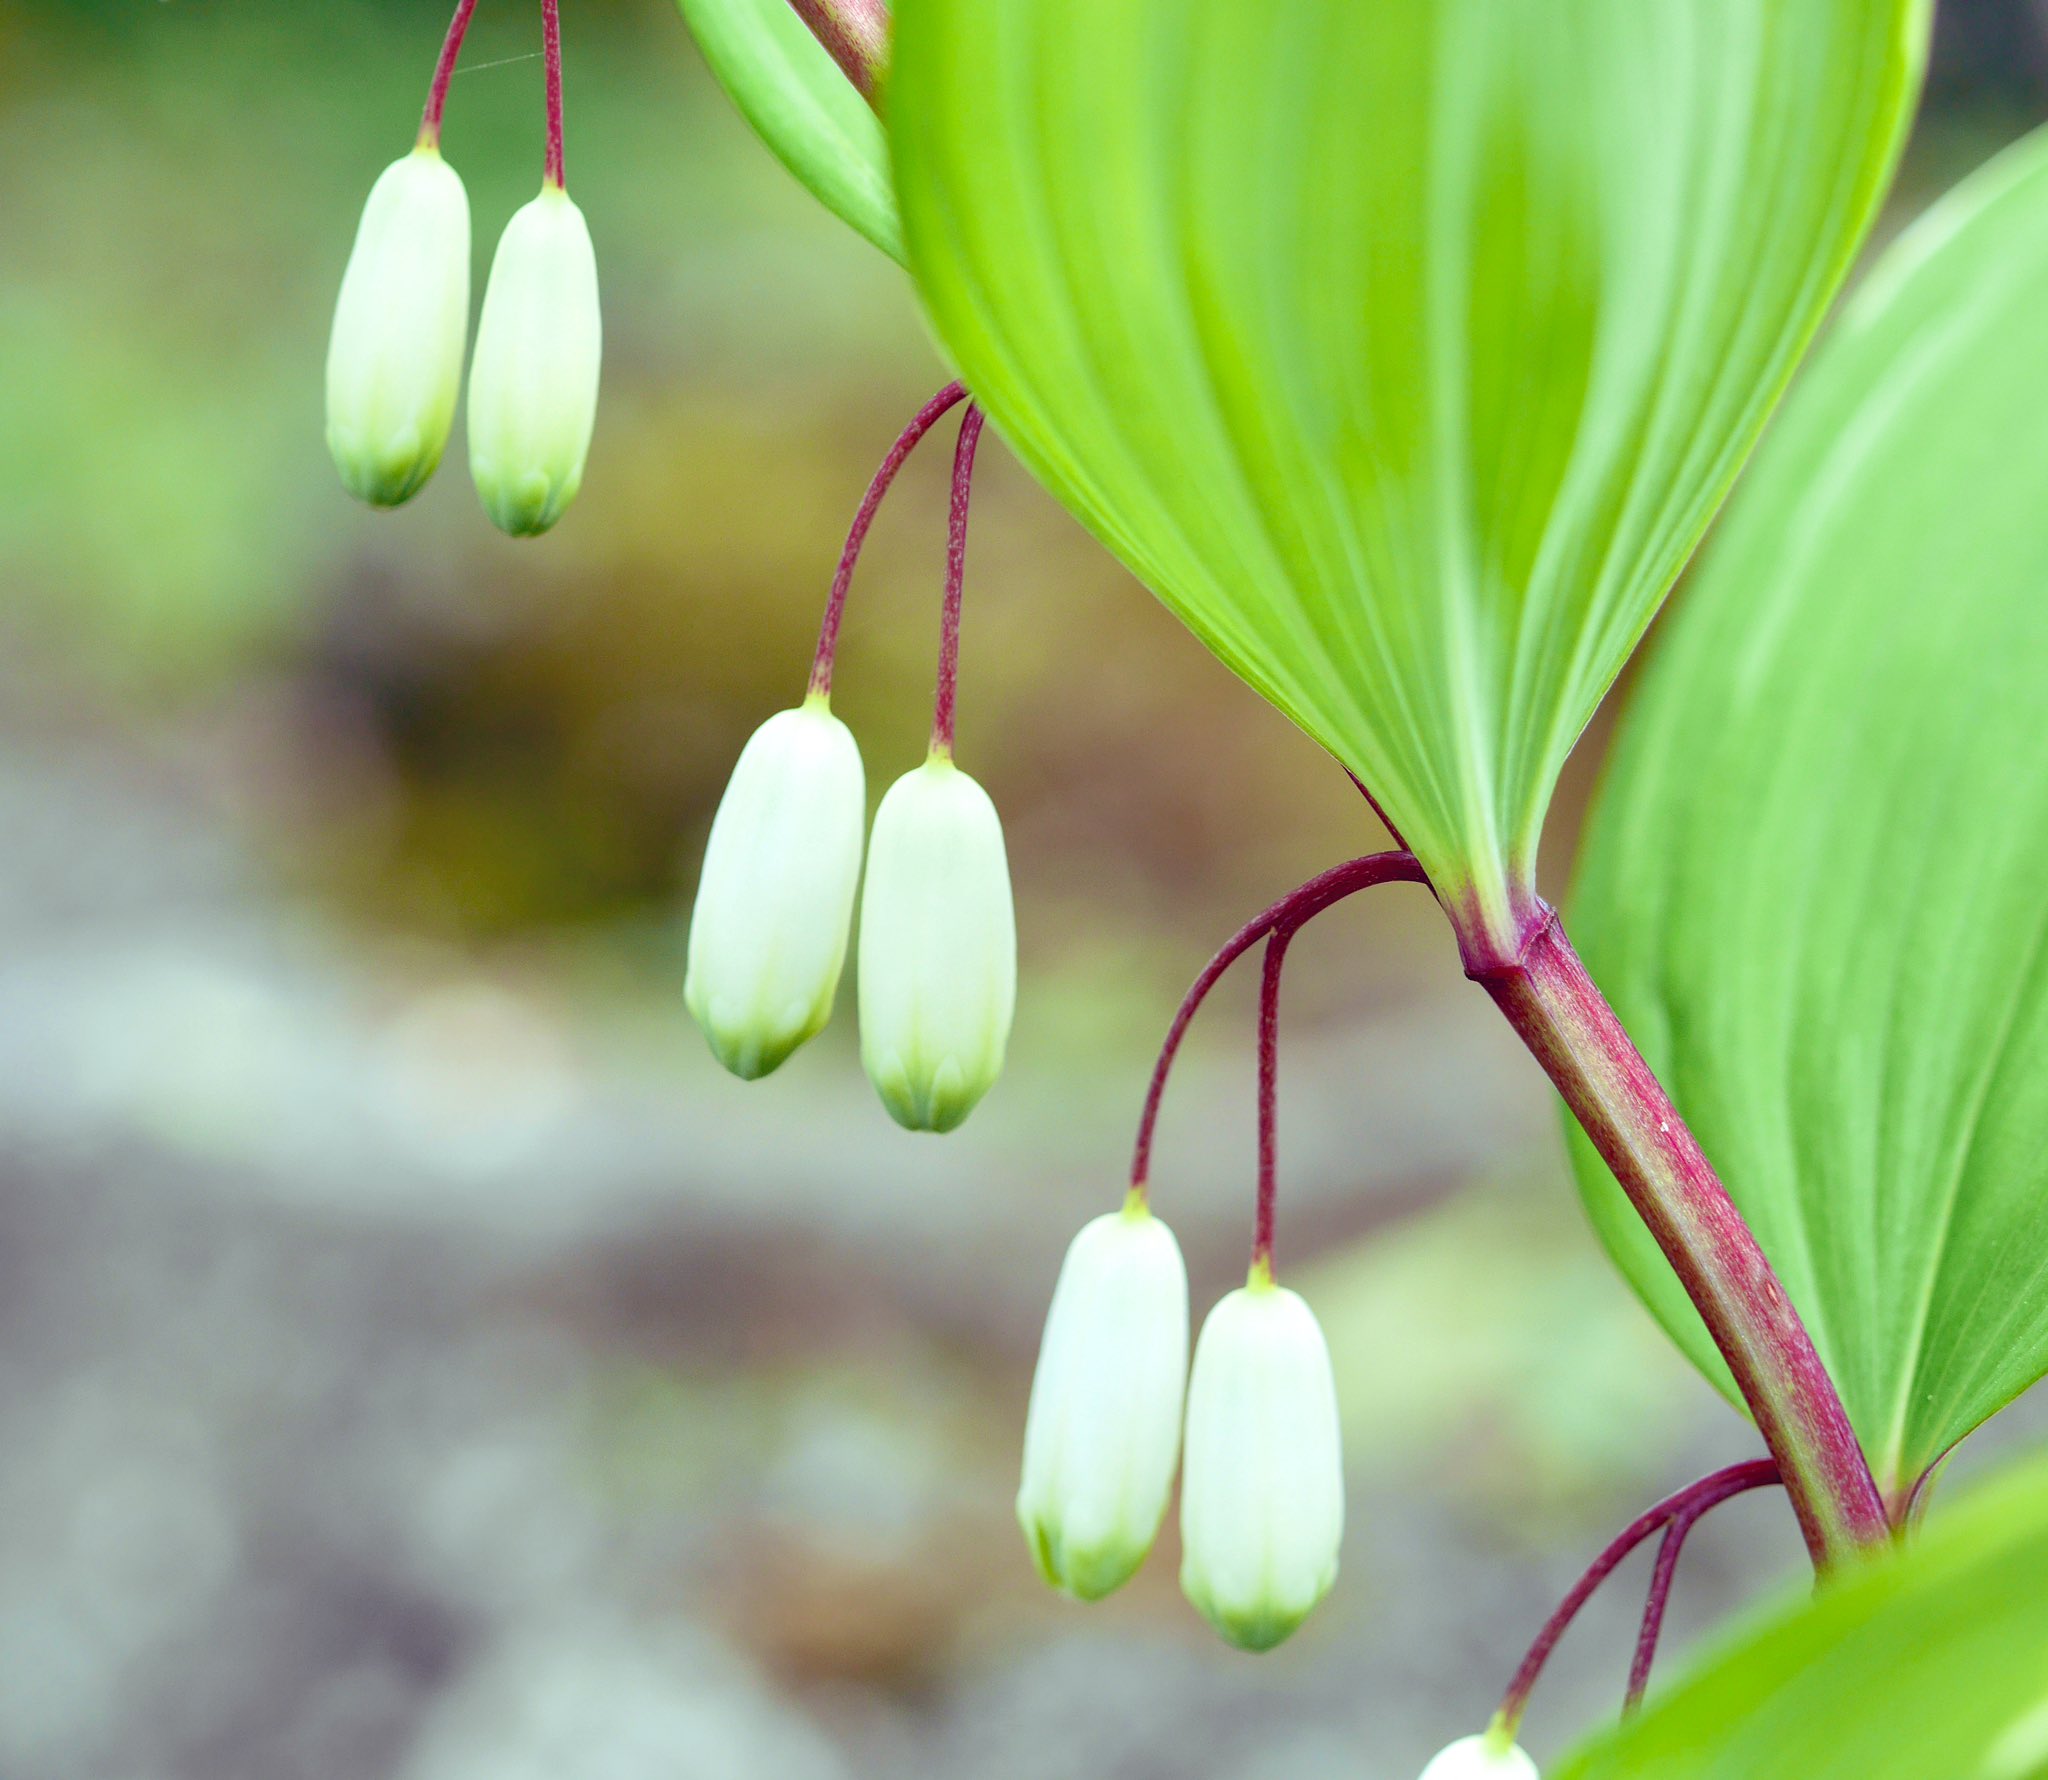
[1468,904,1889,1571]
[418,0,480,148]
[1626,1525,1694,1714]
[1623,1462,1779,1712]
[542,0,565,188]
[928,405,984,756]
[807,383,969,702]
[1498,1459,1779,1737]
[1252,927,1293,1271]
[1129,852,1428,1193]
[786,0,891,110]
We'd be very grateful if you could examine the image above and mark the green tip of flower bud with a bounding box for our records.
[326,146,471,509]
[1418,1733,1540,1780]
[857,758,1017,1133]
[1179,1283,1345,1653]
[1016,1206,1189,1601]
[1023,1513,1139,1603]
[1188,1594,1317,1655]
[468,185,602,539]
[702,1026,795,1083]
[685,705,866,1080]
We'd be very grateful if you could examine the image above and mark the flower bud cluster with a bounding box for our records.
[1018,1204,1551,1778]
[325,5,600,538]
[685,707,1016,1133]
[1017,1216,1348,1654]
[328,155,601,537]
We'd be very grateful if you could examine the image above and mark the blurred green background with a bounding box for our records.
[1,3,2044,1776]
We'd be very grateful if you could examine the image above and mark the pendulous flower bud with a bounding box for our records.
[467,183,602,538]
[1017,1198,1189,1600]
[1419,1734,1540,1780]
[685,701,866,1080]
[856,756,1016,1133]
[1179,1273,1345,1652]
[325,146,471,508]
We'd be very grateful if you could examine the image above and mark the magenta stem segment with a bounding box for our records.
[1252,927,1293,1270]
[418,0,480,147]
[1129,851,1428,1194]
[1497,1459,1779,1738]
[1468,905,1889,1571]
[807,382,969,702]
[542,0,565,188]
[1624,1463,1778,1712]
[786,0,892,110]
[928,405,985,756]
[1625,1526,1693,1713]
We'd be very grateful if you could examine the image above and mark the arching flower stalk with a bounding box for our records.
[680,386,1017,1129]
[1019,849,1423,1649]
[857,405,1017,1133]
[1493,1460,1784,1745]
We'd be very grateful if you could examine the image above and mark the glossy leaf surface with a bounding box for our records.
[1558,1453,2048,1778]
[677,0,903,262]
[890,0,1926,949]
[1570,128,2048,1492]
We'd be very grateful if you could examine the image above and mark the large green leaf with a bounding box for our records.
[677,0,903,263]
[1569,127,2048,1495]
[889,0,1926,955]
[1557,1452,2048,1778]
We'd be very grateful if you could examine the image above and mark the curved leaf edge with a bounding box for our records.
[677,0,905,264]
[1565,119,2048,1464]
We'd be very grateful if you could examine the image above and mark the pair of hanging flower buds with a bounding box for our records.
[1019,1200,1345,1650]
[1032,1204,1531,1777]
[1017,849,1541,1777]
[684,391,1017,1133]
[326,0,601,539]
[1015,859,1357,1653]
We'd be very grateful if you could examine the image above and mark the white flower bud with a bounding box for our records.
[1419,1734,1540,1780]
[856,756,1015,1133]
[325,146,470,508]
[1179,1275,1344,1651]
[685,702,866,1079]
[1017,1200,1189,1600]
[467,184,602,538]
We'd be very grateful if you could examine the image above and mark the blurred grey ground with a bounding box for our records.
[0,660,1755,1780]
[1,2,2046,1776]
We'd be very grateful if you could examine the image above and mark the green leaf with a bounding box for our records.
[888,0,1927,954]
[1556,1451,2048,1779]
[677,0,903,263]
[1569,127,2048,1494]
